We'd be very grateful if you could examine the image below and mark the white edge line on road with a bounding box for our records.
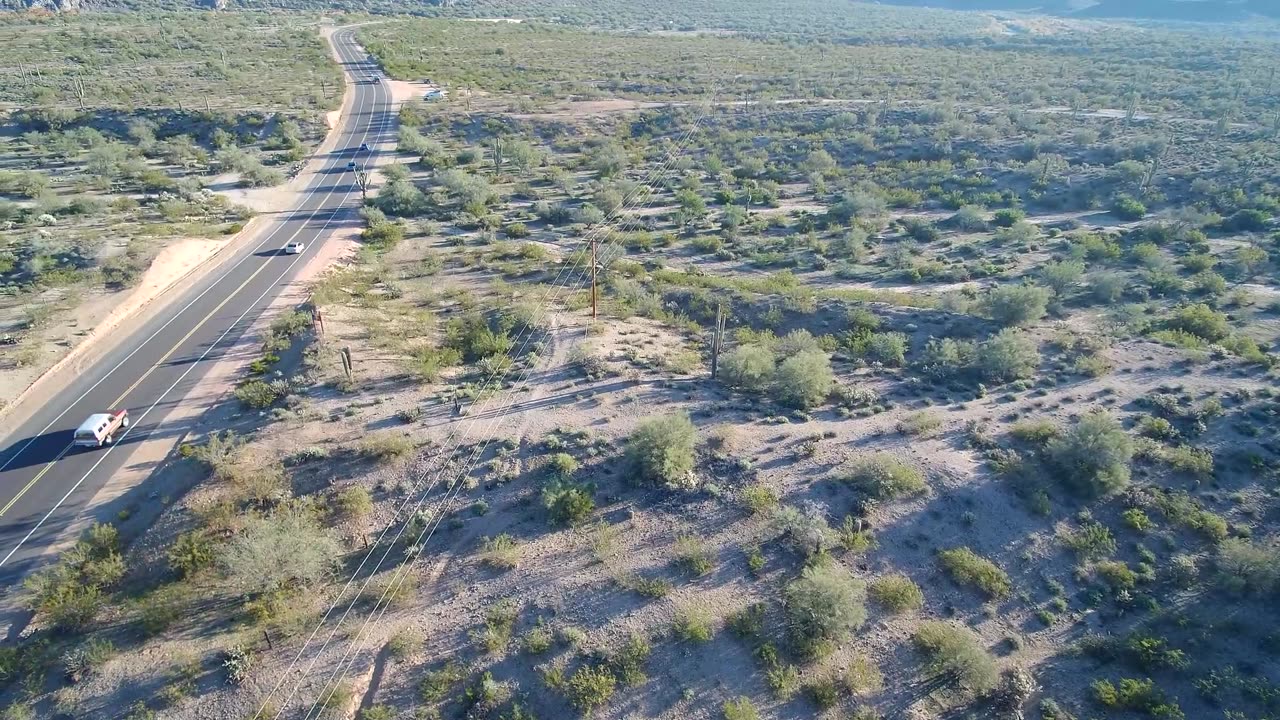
[0,32,382,569]
[0,30,366,476]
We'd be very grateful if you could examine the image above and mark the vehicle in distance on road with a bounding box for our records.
[368,76,380,84]
[359,143,370,152]
[73,409,129,448]
[347,161,358,171]
[284,241,306,255]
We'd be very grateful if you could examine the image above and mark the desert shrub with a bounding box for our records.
[523,621,553,654]
[357,432,415,463]
[479,534,521,570]
[1041,259,1085,295]
[869,573,925,612]
[674,535,715,576]
[546,452,580,479]
[1111,195,1147,220]
[722,697,760,720]
[937,547,1011,598]
[770,349,834,409]
[219,507,341,595]
[610,633,651,686]
[913,621,999,694]
[866,332,908,366]
[1047,412,1133,498]
[1095,560,1137,590]
[1091,677,1183,719]
[1062,521,1117,560]
[674,606,716,643]
[566,664,616,712]
[235,379,282,409]
[987,284,1051,327]
[720,344,776,392]
[419,661,466,702]
[475,601,518,654]
[542,480,595,526]
[387,628,423,660]
[740,484,778,515]
[626,413,698,489]
[842,453,927,500]
[897,411,942,436]
[1090,272,1127,303]
[1216,538,1280,597]
[784,563,867,658]
[845,654,885,697]
[23,523,124,630]
[1011,419,1059,444]
[918,337,977,379]
[773,503,836,556]
[978,329,1040,382]
[1166,304,1230,342]
[992,209,1025,227]
[1158,445,1214,479]
[167,530,215,578]
[333,486,373,519]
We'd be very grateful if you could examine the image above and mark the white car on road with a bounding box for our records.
[285,241,306,255]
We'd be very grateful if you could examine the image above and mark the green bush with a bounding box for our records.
[626,413,698,489]
[978,329,1040,382]
[1061,521,1117,560]
[740,484,779,515]
[674,535,715,576]
[1111,195,1147,220]
[1091,677,1184,719]
[897,411,942,436]
[167,530,215,578]
[869,573,925,613]
[610,633,651,686]
[22,523,123,630]
[913,621,999,695]
[479,534,521,570]
[1216,538,1280,596]
[673,606,716,643]
[937,547,1011,598]
[358,433,416,463]
[419,661,466,702]
[542,480,595,526]
[565,664,617,712]
[784,563,867,658]
[770,349,834,409]
[234,379,282,409]
[720,344,776,393]
[986,284,1051,327]
[722,697,760,720]
[218,508,341,595]
[334,486,374,519]
[1166,303,1230,342]
[842,453,928,500]
[1047,412,1133,498]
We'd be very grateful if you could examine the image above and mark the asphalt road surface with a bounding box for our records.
[0,28,390,591]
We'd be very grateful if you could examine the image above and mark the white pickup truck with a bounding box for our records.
[73,409,129,448]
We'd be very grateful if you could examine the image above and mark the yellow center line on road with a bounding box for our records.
[0,451,67,518]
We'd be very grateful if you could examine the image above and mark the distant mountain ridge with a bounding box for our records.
[874,0,1280,22]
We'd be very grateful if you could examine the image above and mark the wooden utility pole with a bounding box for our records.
[590,236,598,320]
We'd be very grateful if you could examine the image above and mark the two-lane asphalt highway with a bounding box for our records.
[0,29,389,590]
